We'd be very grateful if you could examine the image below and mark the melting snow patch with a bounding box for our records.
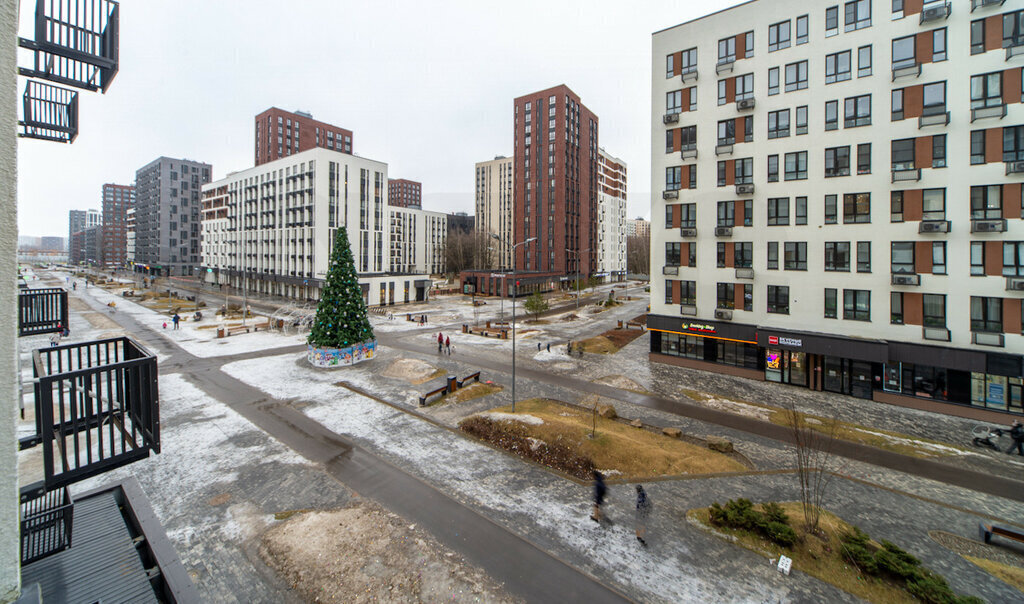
[479,412,544,426]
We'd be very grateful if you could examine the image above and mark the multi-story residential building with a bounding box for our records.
[67,209,100,264]
[597,148,628,281]
[627,217,651,239]
[67,209,85,252]
[388,178,422,209]
[100,183,135,267]
[475,155,514,269]
[254,107,353,167]
[447,211,474,235]
[40,236,63,251]
[134,157,212,277]
[86,208,102,229]
[389,206,447,276]
[201,147,435,305]
[650,1,1024,420]
[126,207,135,263]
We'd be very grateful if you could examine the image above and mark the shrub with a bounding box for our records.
[905,573,982,604]
[708,499,794,548]
[764,521,797,548]
[761,502,789,525]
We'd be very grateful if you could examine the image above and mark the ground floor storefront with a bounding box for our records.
[459,270,626,299]
[200,268,431,307]
[647,314,1023,420]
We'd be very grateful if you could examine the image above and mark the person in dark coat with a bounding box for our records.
[1007,420,1024,456]
[635,485,652,545]
[172,313,180,330]
[437,332,444,353]
[591,470,607,523]
[445,336,451,355]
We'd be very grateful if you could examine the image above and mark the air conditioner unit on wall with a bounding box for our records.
[891,273,920,286]
[1006,161,1024,175]
[920,3,950,24]
[919,220,949,233]
[663,113,680,124]
[714,309,733,320]
[714,226,733,237]
[735,184,754,195]
[680,227,697,238]
[972,219,1006,233]
[737,98,756,111]
[1007,277,1024,291]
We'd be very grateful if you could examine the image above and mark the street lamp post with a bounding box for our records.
[509,236,537,413]
[489,234,507,322]
[566,247,591,312]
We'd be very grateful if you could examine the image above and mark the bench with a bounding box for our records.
[979,522,1024,546]
[457,372,481,388]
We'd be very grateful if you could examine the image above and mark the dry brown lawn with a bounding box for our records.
[434,382,502,406]
[964,556,1024,593]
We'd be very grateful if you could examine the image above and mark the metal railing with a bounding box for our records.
[19,287,69,336]
[20,486,73,564]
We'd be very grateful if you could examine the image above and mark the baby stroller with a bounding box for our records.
[971,424,1004,450]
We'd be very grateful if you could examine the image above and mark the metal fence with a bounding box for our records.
[18,287,69,337]
[25,337,159,489]
[20,486,73,564]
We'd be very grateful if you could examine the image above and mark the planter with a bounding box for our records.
[307,340,377,368]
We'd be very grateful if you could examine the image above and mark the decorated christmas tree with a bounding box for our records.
[308,227,375,349]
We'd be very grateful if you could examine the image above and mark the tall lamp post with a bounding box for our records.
[565,247,591,312]
[508,236,537,413]
[489,234,508,322]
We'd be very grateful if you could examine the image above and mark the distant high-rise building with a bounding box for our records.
[134,157,212,276]
[475,155,514,269]
[447,212,474,235]
[388,178,422,209]
[68,209,86,251]
[254,107,353,167]
[126,207,135,263]
[40,236,64,251]
[596,149,627,281]
[625,218,649,239]
[86,208,102,228]
[101,183,135,267]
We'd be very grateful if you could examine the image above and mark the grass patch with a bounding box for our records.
[274,509,313,521]
[690,503,916,604]
[412,368,447,385]
[681,388,966,459]
[964,556,1024,593]
[578,335,618,354]
[430,382,502,406]
[460,398,746,479]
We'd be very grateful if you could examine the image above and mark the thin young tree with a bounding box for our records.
[308,226,375,349]
[783,401,841,535]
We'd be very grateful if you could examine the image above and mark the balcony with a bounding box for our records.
[18,81,77,143]
[680,227,697,238]
[972,332,1004,347]
[918,111,950,128]
[971,104,1006,122]
[735,267,754,280]
[971,219,1007,233]
[971,0,1005,11]
[681,67,698,83]
[680,304,697,316]
[891,168,921,183]
[715,143,734,156]
[922,326,951,342]
[891,62,921,81]
[18,287,68,337]
[17,0,120,92]
[919,1,950,24]
[891,273,921,286]
[663,266,679,276]
[918,220,950,233]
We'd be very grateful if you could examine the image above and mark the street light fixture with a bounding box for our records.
[509,236,537,413]
[565,247,591,312]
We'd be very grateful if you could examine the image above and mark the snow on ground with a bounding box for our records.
[221,352,785,604]
[478,412,544,425]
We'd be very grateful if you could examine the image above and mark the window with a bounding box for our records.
[932,241,945,275]
[743,200,753,226]
[971,130,986,165]
[768,109,790,139]
[825,194,838,224]
[1004,10,1024,49]
[891,241,915,274]
[932,135,946,168]
[795,106,808,134]
[923,295,945,328]
[1004,125,1024,162]
[742,284,753,311]
[785,61,808,91]
[971,18,986,55]
[857,241,871,272]
[717,201,735,227]
[825,242,851,271]
[971,72,1003,109]
[922,188,945,221]
[665,242,681,266]
[665,205,674,228]
[890,191,904,222]
[688,87,697,110]
[971,241,985,276]
[718,36,736,63]
[844,0,871,32]
[971,185,1003,220]
[717,120,735,146]
[825,146,851,177]
[664,280,673,304]
[717,243,728,268]
[681,203,696,228]
[857,143,872,174]
[769,21,791,52]
[735,158,753,184]
[767,241,779,269]
[666,166,682,191]
[742,116,753,142]
[680,125,697,151]
[718,80,728,106]
[891,138,915,171]
[681,47,697,75]
[891,292,904,324]
[1005,242,1024,276]
[681,281,696,305]
[971,297,1002,333]
[796,14,809,44]
[736,74,754,100]
[933,28,946,62]
[767,285,790,314]
[844,193,871,223]
[826,6,839,36]
[717,283,736,309]
[892,0,903,17]
[843,289,870,321]
[768,197,789,225]
[767,154,779,182]
[922,82,946,116]
[785,242,807,270]
[825,288,838,318]
[686,164,697,189]
[795,197,807,225]
[785,151,807,180]
[735,242,753,268]
[768,67,780,96]
[858,45,872,77]
[825,100,838,130]
[666,90,683,114]
[892,35,915,69]
[666,54,675,78]
[825,50,851,83]
[844,94,871,127]
[717,161,727,186]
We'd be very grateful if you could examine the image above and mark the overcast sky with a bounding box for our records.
[16,0,744,237]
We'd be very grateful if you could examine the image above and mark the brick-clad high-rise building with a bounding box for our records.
[388,178,422,209]
[101,183,135,267]
[513,85,599,282]
[254,108,353,166]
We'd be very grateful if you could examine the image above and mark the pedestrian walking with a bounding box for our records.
[172,313,181,330]
[49,332,60,348]
[445,336,451,355]
[72,282,76,291]
[546,342,550,353]
[437,331,444,353]
[634,485,652,545]
[1007,420,1024,456]
[591,470,607,523]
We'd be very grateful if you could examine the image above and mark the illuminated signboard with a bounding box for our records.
[766,351,781,370]
[767,335,802,347]
[681,322,717,334]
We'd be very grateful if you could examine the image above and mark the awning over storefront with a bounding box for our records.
[648,315,757,343]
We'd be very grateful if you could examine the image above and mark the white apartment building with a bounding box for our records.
[126,207,135,262]
[201,147,434,306]
[474,155,514,269]
[86,208,102,228]
[389,205,447,275]
[597,148,628,281]
[651,0,1023,420]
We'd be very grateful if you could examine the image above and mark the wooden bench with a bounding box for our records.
[458,372,481,388]
[979,522,1024,546]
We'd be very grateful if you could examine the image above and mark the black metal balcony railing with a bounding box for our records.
[19,81,78,143]
[20,486,73,564]
[21,337,159,490]
[18,0,120,93]
[18,287,69,337]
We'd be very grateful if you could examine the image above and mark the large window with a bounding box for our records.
[1004,242,1024,276]
[971,297,1002,333]
[718,119,735,145]
[844,94,871,127]
[825,146,850,177]
[1004,9,1024,49]
[717,283,735,309]
[923,294,945,328]
[768,67,780,95]
[971,130,986,165]
[735,158,753,184]
[891,88,903,121]
[892,35,915,69]
[932,241,945,275]
[785,61,808,91]
[857,241,871,272]
[736,73,754,100]
[784,242,807,270]
[922,82,946,116]
[680,125,697,151]
[795,106,808,134]
[1004,125,1024,162]
[681,48,697,75]
[767,241,779,270]
[735,242,753,268]
[825,242,851,271]
[768,197,789,225]
[768,109,790,138]
[681,280,696,305]
[858,45,872,77]
[825,194,838,224]
[666,166,682,190]
[933,28,947,62]
[971,241,985,276]
[718,36,736,63]
[825,100,838,130]
[971,72,1003,109]
[971,18,986,55]
[891,292,903,324]
[796,15,809,44]
[825,50,851,84]
[717,201,735,227]
[857,143,872,174]
[666,90,683,114]
[664,280,673,304]
[891,138,915,171]
[767,154,779,182]
[932,135,946,168]
[767,285,790,314]
[843,193,870,223]
[826,6,839,37]
[784,151,807,180]
[681,203,696,228]
[825,288,837,318]
[844,0,871,32]
[922,189,945,221]
[891,241,914,274]
[769,20,791,52]
[795,196,807,225]
[843,289,870,321]
[971,185,1002,220]
[665,242,681,266]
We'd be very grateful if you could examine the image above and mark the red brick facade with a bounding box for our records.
[254,107,353,166]
[388,178,422,209]
[101,183,135,267]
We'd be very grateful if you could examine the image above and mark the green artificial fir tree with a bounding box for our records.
[308,226,375,349]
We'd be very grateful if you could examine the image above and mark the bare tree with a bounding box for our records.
[783,402,841,535]
[444,232,495,278]
[626,233,650,276]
